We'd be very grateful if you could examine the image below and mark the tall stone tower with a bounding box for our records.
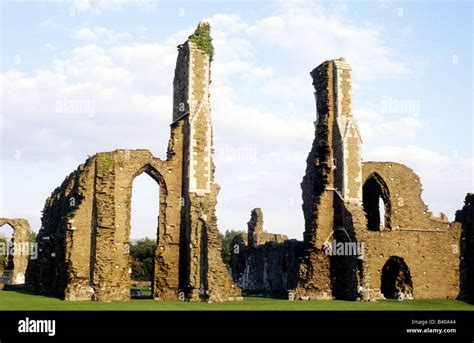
[294,58,363,300]
[172,22,240,301]
[301,58,362,248]
[331,59,363,205]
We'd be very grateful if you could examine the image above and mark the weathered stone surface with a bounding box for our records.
[362,162,449,230]
[26,22,240,302]
[354,162,461,300]
[0,218,30,285]
[457,193,474,302]
[230,58,464,301]
[17,36,465,302]
[296,58,462,300]
[293,59,362,300]
[247,208,288,247]
[230,209,295,296]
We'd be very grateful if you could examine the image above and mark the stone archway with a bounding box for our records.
[29,22,242,302]
[0,223,14,282]
[128,167,163,299]
[363,173,391,231]
[118,163,168,300]
[381,256,413,299]
[0,218,30,285]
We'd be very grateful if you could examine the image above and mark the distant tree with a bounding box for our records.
[221,230,244,267]
[130,238,156,281]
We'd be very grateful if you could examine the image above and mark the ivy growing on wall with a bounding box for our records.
[188,21,214,61]
[97,153,113,173]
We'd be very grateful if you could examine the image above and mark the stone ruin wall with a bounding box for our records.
[457,193,474,302]
[26,160,93,298]
[361,227,460,299]
[27,148,184,301]
[294,59,463,300]
[246,208,288,247]
[27,23,240,302]
[292,59,354,300]
[4,28,469,303]
[356,162,461,300]
[231,58,468,302]
[300,60,334,248]
[230,208,301,296]
[362,162,450,230]
[0,218,30,285]
[231,239,303,296]
[177,37,239,302]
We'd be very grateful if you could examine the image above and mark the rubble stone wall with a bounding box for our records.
[360,227,460,299]
[230,209,295,296]
[362,162,449,230]
[0,218,30,285]
[457,193,474,302]
[27,22,240,302]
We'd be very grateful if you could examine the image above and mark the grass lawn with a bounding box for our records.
[0,290,472,310]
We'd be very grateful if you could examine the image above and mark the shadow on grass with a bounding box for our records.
[1,284,62,300]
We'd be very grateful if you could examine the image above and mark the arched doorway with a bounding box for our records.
[0,224,14,281]
[129,168,161,299]
[381,256,413,299]
[363,173,391,231]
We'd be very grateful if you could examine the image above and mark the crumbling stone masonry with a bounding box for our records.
[26,22,241,302]
[230,209,300,296]
[457,193,474,302]
[247,208,288,247]
[231,58,466,301]
[358,162,460,300]
[0,218,30,285]
[294,58,462,300]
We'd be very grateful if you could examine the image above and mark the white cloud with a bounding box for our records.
[354,108,380,121]
[1,5,470,240]
[71,0,159,14]
[39,18,55,28]
[212,85,313,146]
[213,60,274,79]
[2,16,318,238]
[246,1,411,83]
[70,27,96,40]
[45,43,57,52]
[137,25,148,34]
[260,75,309,100]
[72,0,93,12]
[359,115,422,142]
[0,37,177,162]
[70,26,133,45]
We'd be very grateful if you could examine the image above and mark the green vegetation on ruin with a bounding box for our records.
[0,290,472,311]
[188,21,214,61]
[96,153,113,173]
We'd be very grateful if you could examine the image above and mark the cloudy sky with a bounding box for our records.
[0,0,472,239]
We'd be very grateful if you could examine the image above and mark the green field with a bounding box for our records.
[0,290,472,310]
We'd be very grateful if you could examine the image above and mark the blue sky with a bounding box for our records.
[1,0,472,239]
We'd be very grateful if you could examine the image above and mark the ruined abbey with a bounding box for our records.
[1,22,472,303]
[231,58,472,301]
